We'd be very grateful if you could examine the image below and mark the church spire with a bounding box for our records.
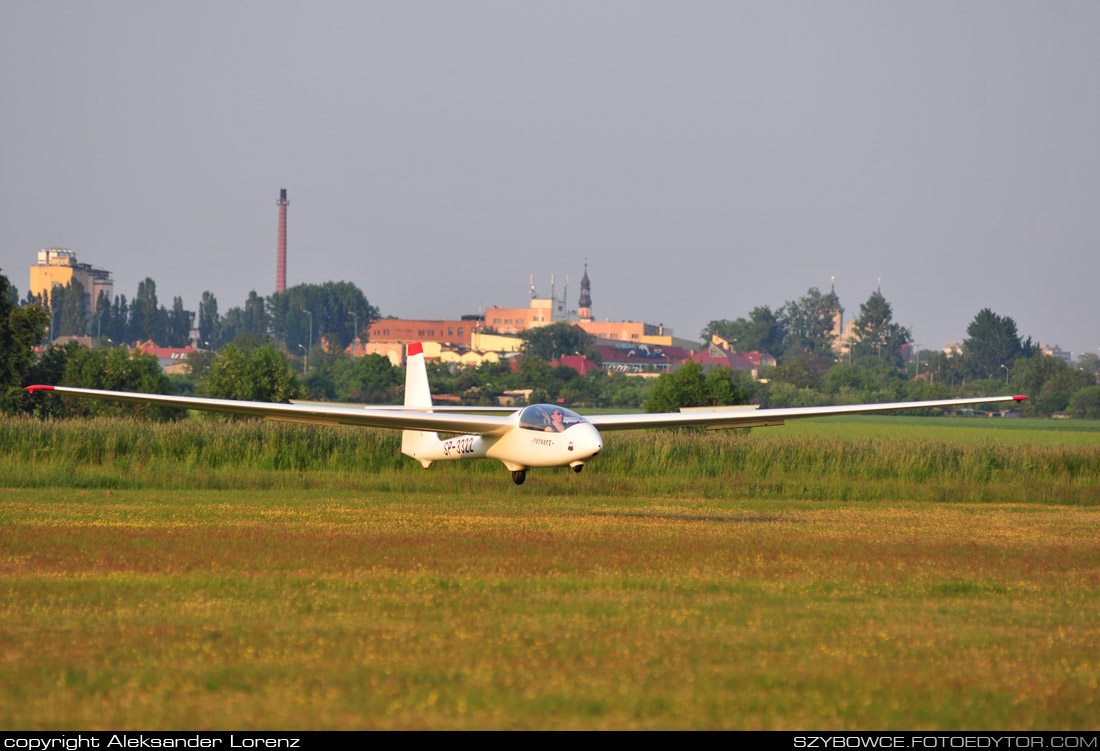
[578,260,592,322]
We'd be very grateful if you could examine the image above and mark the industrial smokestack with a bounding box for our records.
[276,188,289,293]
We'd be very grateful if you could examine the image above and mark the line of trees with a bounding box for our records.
[4,266,1099,419]
[701,287,913,369]
[27,275,378,356]
[701,287,1098,418]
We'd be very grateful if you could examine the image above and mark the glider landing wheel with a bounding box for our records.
[511,470,527,485]
[572,464,583,473]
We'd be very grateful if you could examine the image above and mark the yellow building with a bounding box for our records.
[29,249,113,314]
[470,331,525,353]
[439,348,501,367]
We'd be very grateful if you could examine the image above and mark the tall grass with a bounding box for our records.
[2,415,1097,503]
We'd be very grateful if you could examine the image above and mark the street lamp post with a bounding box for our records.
[352,312,358,356]
[1001,363,1009,386]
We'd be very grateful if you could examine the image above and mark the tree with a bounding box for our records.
[700,306,787,356]
[51,279,88,337]
[822,361,904,403]
[198,343,304,404]
[782,287,839,360]
[770,354,823,390]
[521,322,598,362]
[1010,353,1095,416]
[130,277,162,343]
[198,291,220,348]
[59,346,175,419]
[166,296,192,348]
[1067,386,1100,419]
[962,309,1026,380]
[219,291,272,347]
[21,342,81,418]
[645,360,748,413]
[0,270,50,413]
[268,282,376,352]
[339,353,401,403]
[110,294,130,343]
[848,290,912,368]
[243,291,269,340]
[92,290,113,340]
[1075,353,1100,382]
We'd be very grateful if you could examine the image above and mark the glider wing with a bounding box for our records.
[587,395,1028,432]
[23,385,516,435]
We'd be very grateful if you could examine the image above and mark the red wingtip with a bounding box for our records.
[24,385,54,393]
[1013,395,1028,401]
[408,342,423,357]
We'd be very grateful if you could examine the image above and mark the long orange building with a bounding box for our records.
[367,318,484,346]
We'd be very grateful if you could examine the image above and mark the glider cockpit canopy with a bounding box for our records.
[517,404,586,432]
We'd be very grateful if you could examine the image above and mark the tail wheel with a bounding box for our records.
[511,470,526,485]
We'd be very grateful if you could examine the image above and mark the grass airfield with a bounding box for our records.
[1,415,1098,730]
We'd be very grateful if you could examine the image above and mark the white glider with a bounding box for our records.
[26,343,1027,484]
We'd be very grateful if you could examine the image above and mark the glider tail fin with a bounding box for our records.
[400,343,439,467]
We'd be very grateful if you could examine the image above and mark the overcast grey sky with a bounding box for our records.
[2,1,1098,354]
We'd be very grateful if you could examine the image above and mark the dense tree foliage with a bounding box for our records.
[198,291,220,348]
[700,306,787,357]
[521,322,599,362]
[963,308,1029,380]
[166,296,191,348]
[782,287,839,361]
[1067,386,1100,419]
[197,344,304,404]
[18,341,174,419]
[0,270,50,413]
[645,361,749,413]
[269,282,377,353]
[51,279,88,338]
[61,347,174,419]
[848,290,912,368]
[1009,354,1095,416]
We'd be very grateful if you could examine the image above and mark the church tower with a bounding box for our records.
[577,261,593,322]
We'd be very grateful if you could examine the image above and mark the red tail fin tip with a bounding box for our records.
[408,342,423,357]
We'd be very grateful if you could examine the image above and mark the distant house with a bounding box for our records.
[345,340,407,366]
[133,340,197,374]
[594,343,689,373]
[549,355,601,376]
[440,347,501,368]
[691,344,759,376]
[49,335,99,349]
[707,335,776,377]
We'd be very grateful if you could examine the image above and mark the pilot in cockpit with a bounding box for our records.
[545,408,566,433]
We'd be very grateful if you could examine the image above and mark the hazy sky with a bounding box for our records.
[3,1,1098,354]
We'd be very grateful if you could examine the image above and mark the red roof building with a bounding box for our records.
[595,344,690,373]
[549,355,602,376]
[691,344,759,374]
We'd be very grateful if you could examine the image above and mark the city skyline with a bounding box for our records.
[3,2,1098,355]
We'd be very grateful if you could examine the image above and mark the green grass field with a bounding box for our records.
[1,415,1098,729]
